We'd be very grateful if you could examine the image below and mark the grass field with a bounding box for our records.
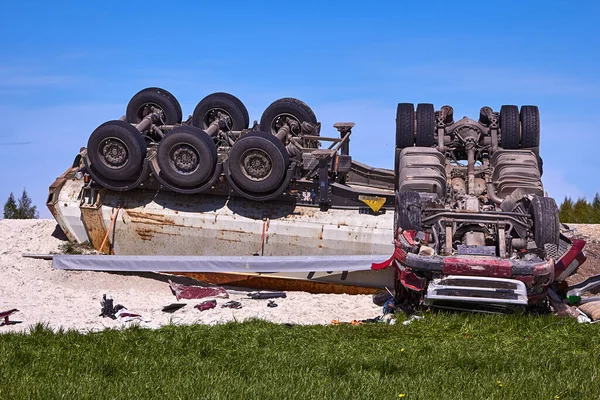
[1,314,599,399]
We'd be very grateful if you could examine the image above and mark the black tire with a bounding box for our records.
[520,105,540,148]
[479,106,492,125]
[416,103,436,147]
[228,131,289,193]
[87,120,146,181]
[395,191,422,232]
[396,103,415,149]
[499,105,520,149]
[528,196,559,249]
[192,92,249,131]
[126,87,182,125]
[259,98,318,147]
[157,126,217,187]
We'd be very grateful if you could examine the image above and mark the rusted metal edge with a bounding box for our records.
[79,192,111,254]
[173,272,379,295]
[46,165,80,242]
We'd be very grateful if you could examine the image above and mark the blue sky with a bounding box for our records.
[1,1,599,218]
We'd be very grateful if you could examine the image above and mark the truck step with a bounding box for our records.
[424,276,528,310]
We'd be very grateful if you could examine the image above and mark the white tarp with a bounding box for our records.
[52,254,389,273]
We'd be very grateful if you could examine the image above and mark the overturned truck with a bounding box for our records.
[48,88,586,308]
[375,103,586,312]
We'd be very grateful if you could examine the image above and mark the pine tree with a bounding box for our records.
[3,192,18,218]
[559,196,574,223]
[13,188,39,219]
[572,197,591,224]
[592,193,600,224]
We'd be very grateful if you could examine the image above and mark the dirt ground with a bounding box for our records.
[0,220,382,334]
[563,224,600,285]
[1,220,599,334]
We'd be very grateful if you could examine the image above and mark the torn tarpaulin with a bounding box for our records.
[169,280,228,301]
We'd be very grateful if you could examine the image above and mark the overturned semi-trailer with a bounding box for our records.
[48,88,400,293]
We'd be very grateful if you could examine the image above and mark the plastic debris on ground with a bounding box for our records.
[114,308,143,323]
[161,303,186,313]
[221,301,242,309]
[247,291,287,300]
[578,300,600,322]
[99,294,125,319]
[267,300,278,308]
[168,280,228,301]
[99,294,144,322]
[402,315,424,326]
[0,309,19,326]
[195,300,217,312]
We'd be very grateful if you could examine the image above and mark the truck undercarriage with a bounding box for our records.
[374,103,587,312]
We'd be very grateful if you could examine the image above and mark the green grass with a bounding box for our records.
[1,314,599,399]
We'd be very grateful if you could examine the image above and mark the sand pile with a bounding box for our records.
[0,220,382,333]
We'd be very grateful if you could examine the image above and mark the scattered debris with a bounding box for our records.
[195,300,217,312]
[372,290,394,306]
[331,319,363,325]
[383,298,398,315]
[162,303,186,313]
[22,253,54,260]
[567,274,600,303]
[579,301,600,321]
[114,308,142,323]
[99,294,143,322]
[0,309,19,326]
[247,291,287,300]
[221,301,242,309]
[99,294,125,319]
[547,289,579,318]
[169,280,228,301]
[100,294,142,322]
[267,300,278,308]
[402,315,424,326]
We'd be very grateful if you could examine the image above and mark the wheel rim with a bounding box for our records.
[99,137,129,169]
[169,144,200,175]
[203,108,233,130]
[270,113,302,136]
[240,148,272,181]
[137,102,165,124]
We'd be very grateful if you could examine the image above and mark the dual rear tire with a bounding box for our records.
[395,103,436,149]
[499,105,540,149]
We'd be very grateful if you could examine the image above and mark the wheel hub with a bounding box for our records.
[170,144,199,174]
[100,138,128,169]
[137,103,165,124]
[272,113,301,136]
[241,149,272,181]
[204,108,233,130]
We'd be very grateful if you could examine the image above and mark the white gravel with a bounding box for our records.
[0,219,382,333]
